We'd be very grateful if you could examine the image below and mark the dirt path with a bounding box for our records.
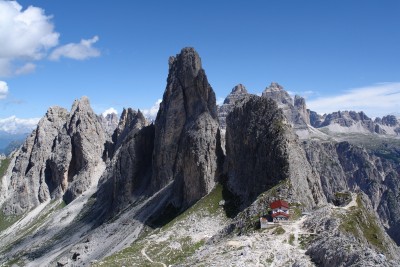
[141,245,167,267]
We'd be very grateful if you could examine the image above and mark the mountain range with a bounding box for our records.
[0,48,399,266]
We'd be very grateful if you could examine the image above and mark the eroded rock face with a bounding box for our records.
[152,47,222,209]
[112,109,148,151]
[309,110,324,128]
[98,113,119,137]
[225,96,289,205]
[310,110,400,135]
[63,97,107,203]
[294,95,310,125]
[3,97,106,215]
[303,139,400,245]
[304,194,400,266]
[218,84,249,130]
[96,110,153,215]
[262,82,309,130]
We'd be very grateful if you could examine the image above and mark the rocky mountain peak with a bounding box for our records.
[267,82,284,92]
[2,96,107,214]
[381,115,399,126]
[294,95,310,125]
[112,108,148,148]
[223,84,248,105]
[231,83,247,94]
[152,47,221,208]
[71,96,91,113]
[98,112,119,137]
[262,83,310,130]
[45,106,69,123]
[168,47,202,83]
[262,82,293,106]
[218,84,250,130]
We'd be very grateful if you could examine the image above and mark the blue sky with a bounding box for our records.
[1,0,400,132]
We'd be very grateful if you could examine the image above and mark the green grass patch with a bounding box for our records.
[0,209,22,233]
[298,234,315,249]
[4,256,25,267]
[0,157,11,179]
[161,184,223,230]
[272,226,285,235]
[289,202,303,221]
[288,234,295,245]
[340,195,387,253]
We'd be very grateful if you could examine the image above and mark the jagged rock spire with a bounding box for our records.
[152,47,222,208]
[3,97,107,214]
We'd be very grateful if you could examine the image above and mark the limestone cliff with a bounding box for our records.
[2,97,106,215]
[262,82,309,130]
[96,109,153,215]
[217,84,249,130]
[224,95,324,210]
[151,47,222,209]
[225,96,289,205]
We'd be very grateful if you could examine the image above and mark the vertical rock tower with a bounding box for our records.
[152,47,221,208]
[2,97,106,215]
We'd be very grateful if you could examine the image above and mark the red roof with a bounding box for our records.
[270,200,289,209]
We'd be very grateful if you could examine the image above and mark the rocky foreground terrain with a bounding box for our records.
[0,47,400,266]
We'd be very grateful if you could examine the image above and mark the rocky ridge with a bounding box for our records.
[311,111,400,136]
[0,48,399,267]
[2,97,106,215]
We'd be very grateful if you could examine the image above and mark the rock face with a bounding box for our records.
[375,115,400,135]
[262,82,309,130]
[112,109,148,151]
[225,96,289,205]
[304,194,400,266]
[3,97,106,215]
[151,47,222,209]
[217,84,249,129]
[96,110,153,215]
[103,108,148,160]
[294,95,310,125]
[303,139,400,245]
[309,110,400,136]
[320,111,375,132]
[309,110,323,128]
[98,113,119,137]
[224,95,325,209]
[380,115,399,127]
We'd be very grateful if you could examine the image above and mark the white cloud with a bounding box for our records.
[15,62,36,75]
[216,97,224,106]
[0,0,59,76]
[0,81,8,99]
[102,107,118,117]
[0,1,100,76]
[0,116,40,134]
[49,36,101,61]
[307,82,400,118]
[142,99,162,120]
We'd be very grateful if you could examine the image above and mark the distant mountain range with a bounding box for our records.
[0,131,28,156]
[0,48,399,266]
